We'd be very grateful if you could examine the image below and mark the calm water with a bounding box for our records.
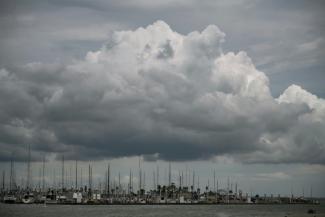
[1,204,325,217]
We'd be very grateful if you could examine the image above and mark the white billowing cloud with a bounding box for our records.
[212,51,271,100]
[278,84,325,118]
[0,20,324,164]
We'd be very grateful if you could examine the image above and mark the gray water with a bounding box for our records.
[1,204,325,217]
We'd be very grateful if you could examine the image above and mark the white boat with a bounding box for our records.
[73,192,83,204]
[39,195,46,203]
[57,195,67,203]
[45,192,57,204]
[4,195,17,203]
[179,196,185,203]
[22,193,35,204]
[92,193,101,200]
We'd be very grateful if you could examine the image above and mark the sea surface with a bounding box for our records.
[1,203,325,217]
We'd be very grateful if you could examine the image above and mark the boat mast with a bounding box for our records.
[131,170,133,194]
[42,156,45,193]
[75,160,78,190]
[213,169,216,193]
[185,164,187,187]
[2,170,5,192]
[80,168,83,189]
[139,157,142,192]
[310,185,313,199]
[192,170,195,190]
[88,164,92,191]
[181,171,183,187]
[156,164,159,188]
[90,164,92,191]
[153,170,155,191]
[69,165,72,188]
[38,167,41,190]
[168,162,171,187]
[235,182,238,198]
[143,171,146,191]
[27,144,31,190]
[52,168,56,188]
[227,176,230,204]
[179,171,181,189]
[217,179,218,192]
[118,172,121,196]
[10,155,13,191]
[61,155,64,191]
[197,175,199,192]
[129,169,132,195]
[107,163,110,196]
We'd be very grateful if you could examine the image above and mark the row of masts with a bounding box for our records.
[2,145,219,193]
[2,156,232,194]
[0,145,315,199]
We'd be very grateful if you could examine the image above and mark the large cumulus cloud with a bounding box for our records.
[0,21,324,163]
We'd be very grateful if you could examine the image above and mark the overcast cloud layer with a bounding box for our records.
[0,20,324,164]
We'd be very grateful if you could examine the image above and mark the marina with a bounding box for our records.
[1,2,325,217]
[1,185,320,205]
[1,148,320,206]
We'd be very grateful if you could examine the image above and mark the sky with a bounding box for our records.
[0,0,325,196]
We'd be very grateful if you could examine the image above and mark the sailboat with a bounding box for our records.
[22,192,35,204]
[3,194,17,203]
[22,144,34,204]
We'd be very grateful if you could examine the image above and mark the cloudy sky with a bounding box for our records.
[1,0,325,196]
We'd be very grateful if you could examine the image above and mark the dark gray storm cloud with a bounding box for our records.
[0,20,324,164]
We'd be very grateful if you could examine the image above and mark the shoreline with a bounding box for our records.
[1,202,321,206]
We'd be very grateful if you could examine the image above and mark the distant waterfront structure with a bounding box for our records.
[0,147,320,205]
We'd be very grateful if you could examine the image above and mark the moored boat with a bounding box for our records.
[4,194,17,204]
[22,192,35,204]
